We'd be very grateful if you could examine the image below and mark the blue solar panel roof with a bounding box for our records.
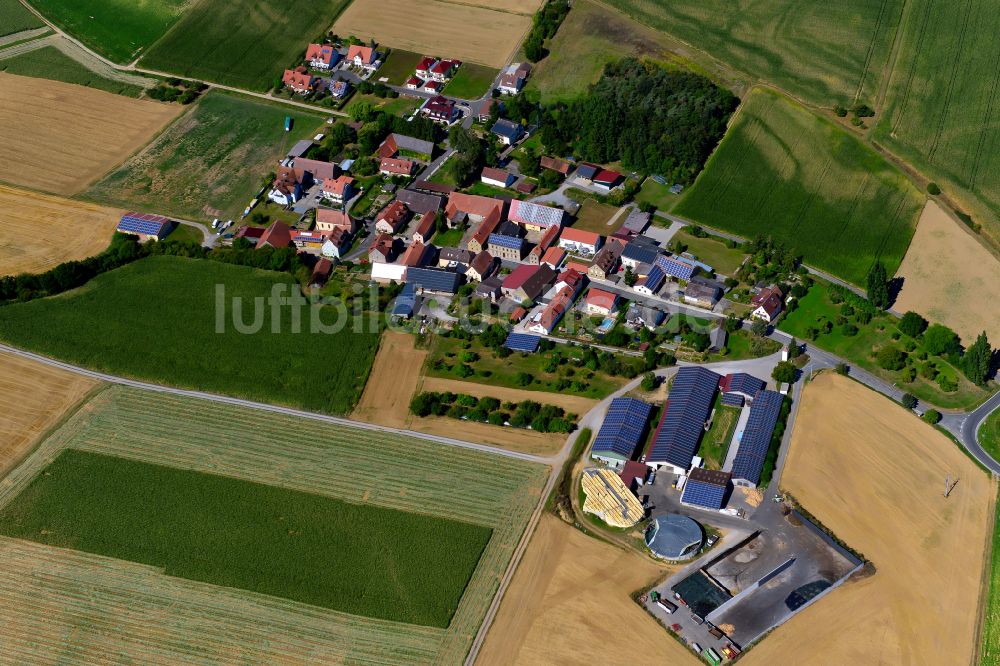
[726,372,765,397]
[391,283,416,317]
[488,233,525,250]
[407,267,460,293]
[655,255,697,281]
[592,397,653,459]
[640,265,665,292]
[648,366,721,468]
[504,332,540,353]
[731,390,783,485]
[721,392,745,407]
[117,212,171,236]
[681,478,727,510]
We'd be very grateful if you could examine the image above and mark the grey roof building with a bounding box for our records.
[397,189,443,215]
[645,514,704,560]
[621,236,661,266]
[648,366,721,471]
[407,267,462,293]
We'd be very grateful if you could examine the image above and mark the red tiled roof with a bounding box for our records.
[323,175,353,196]
[541,246,566,267]
[587,288,618,311]
[593,169,623,185]
[560,226,601,247]
[380,157,414,175]
[377,134,399,159]
[752,285,783,306]
[416,56,436,71]
[377,200,409,230]
[347,44,375,64]
[413,214,435,239]
[481,167,512,184]
[540,156,571,175]
[447,192,504,222]
[258,221,292,249]
[502,263,540,290]
[305,43,335,65]
[400,241,428,267]
[316,208,352,230]
[470,250,494,276]
[282,68,315,91]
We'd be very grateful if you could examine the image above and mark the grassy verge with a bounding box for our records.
[0,448,491,627]
[982,492,1000,666]
[0,45,146,96]
[0,256,382,414]
[980,409,1000,465]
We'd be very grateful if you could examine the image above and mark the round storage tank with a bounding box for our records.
[645,513,703,560]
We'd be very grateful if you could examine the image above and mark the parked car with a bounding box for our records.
[706,535,719,547]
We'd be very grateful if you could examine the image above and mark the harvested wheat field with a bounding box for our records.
[409,415,565,457]
[478,514,695,666]
[419,377,598,416]
[352,330,428,428]
[0,351,97,477]
[0,73,179,194]
[895,199,1000,342]
[743,372,995,666]
[333,0,531,68]
[445,0,541,13]
[0,184,122,275]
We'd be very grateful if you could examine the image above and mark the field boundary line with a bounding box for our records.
[0,343,553,464]
[971,481,999,666]
[432,0,536,17]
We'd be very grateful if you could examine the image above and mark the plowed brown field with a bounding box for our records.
[0,73,179,194]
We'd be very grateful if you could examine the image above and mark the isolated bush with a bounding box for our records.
[922,409,941,424]
[901,393,917,409]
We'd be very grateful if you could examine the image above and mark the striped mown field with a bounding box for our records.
[0,386,548,665]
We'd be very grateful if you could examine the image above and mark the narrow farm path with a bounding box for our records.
[0,26,48,48]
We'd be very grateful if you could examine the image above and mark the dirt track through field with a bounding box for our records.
[478,515,694,665]
[742,372,995,666]
[0,184,122,275]
[0,72,179,194]
[333,0,531,68]
[0,351,96,477]
[894,199,1000,342]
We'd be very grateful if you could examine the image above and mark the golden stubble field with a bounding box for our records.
[332,0,532,68]
[0,351,97,476]
[743,372,995,665]
[0,73,180,194]
[478,514,696,666]
[0,184,122,275]
[895,199,1000,342]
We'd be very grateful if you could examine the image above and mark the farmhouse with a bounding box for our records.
[590,396,652,468]
[581,468,645,528]
[508,199,563,231]
[634,265,665,296]
[258,221,292,249]
[396,189,442,215]
[116,212,174,242]
[305,43,339,70]
[541,246,566,269]
[412,214,436,244]
[488,232,526,261]
[647,366,721,473]
[377,133,435,161]
[347,44,379,70]
[400,240,430,268]
[269,166,311,206]
[502,263,556,303]
[481,167,515,188]
[315,208,356,234]
[466,251,495,282]
[559,227,603,255]
[375,200,410,234]
[626,303,666,331]
[438,247,473,267]
[586,288,619,316]
[321,227,351,258]
[282,67,318,94]
[526,286,573,335]
[680,468,731,511]
[751,284,784,322]
[683,282,721,308]
[422,96,456,123]
[498,62,531,95]
[380,157,416,177]
[645,514,703,560]
[475,276,503,302]
[621,236,661,269]
[491,118,523,146]
[526,224,560,265]
[368,233,397,263]
[588,242,622,279]
[292,157,339,182]
[554,267,586,297]
[322,175,354,204]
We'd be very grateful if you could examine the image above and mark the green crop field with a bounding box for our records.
[0,0,43,37]
[139,0,352,91]
[0,449,491,628]
[0,256,381,415]
[0,45,144,96]
[985,497,1000,666]
[611,0,902,106]
[26,0,185,63]
[86,92,325,221]
[443,63,498,100]
[0,385,547,664]
[873,0,1000,250]
[675,88,923,285]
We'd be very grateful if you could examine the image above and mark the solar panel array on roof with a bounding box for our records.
[592,397,653,459]
[638,265,666,293]
[407,267,461,293]
[391,283,417,318]
[731,390,784,486]
[726,372,766,397]
[488,233,525,250]
[721,392,745,408]
[117,212,171,236]
[655,255,697,281]
[681,473,729,510]
[504,332,541,353]
[648,366,721,469]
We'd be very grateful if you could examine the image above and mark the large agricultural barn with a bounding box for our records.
[590,397,653,468]
[647,367,721,473]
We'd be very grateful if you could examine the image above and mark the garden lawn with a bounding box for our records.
[85,92,325,221]
[572,199,622,234]
[676,230,747,276]
[0,256,381,415]
[780,281,992,410]
[433,227,464,247]
[0,0,43,37]
[377,49,423,85]
[636,178,681,212]
[443,63,498,99]
[27,0,185,62]
[613,0,901,106]
[700,397,739,470]
[0,45,144,97]
[0,449,490,628]
[139,0,352,91]
[675,88,924,286]
[346,93,422,118]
